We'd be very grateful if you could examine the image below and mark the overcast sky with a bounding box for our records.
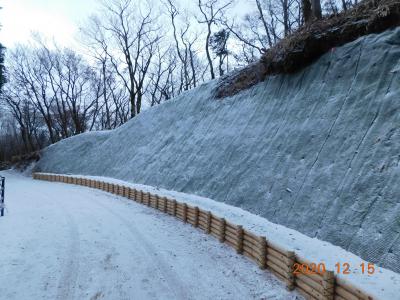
[0,0,103,48]
[0,0,253,50]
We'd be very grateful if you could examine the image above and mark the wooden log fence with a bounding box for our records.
[33,173,376,300]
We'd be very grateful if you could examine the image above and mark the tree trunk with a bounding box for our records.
[342,0,347,11]
[283,0,290,36]
[136,93,142,114]
[130,90,136,118]
[311,0,322,19]
[205,23,215,80]
[302,0,313,23]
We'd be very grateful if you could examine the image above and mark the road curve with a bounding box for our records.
[0,171,302,300]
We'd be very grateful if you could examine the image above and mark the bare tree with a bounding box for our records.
[165,0,202,92]
[1,91,40,153]
[197,0,232,80]
[8,46,58,143]
[99,0,161,117]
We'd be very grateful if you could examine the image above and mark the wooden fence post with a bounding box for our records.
[133,189,137,201]
[322,271,335,300]
[163,197,168,213]
[194,207,199,227]
[140,191,143,203]
[258,236,267,269]
[219,218,226,243]
[236,225,244,254]
[206,211,212,234]
[183,203,188,223]
[286,251,296,291]
[172,200,177,216]
[147,192,151,206]
[155,195,159,210]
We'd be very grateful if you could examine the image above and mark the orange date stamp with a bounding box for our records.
[292,262,375,275]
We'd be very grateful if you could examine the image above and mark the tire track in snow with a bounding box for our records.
[88,195,190,300]
[55,205,80,300]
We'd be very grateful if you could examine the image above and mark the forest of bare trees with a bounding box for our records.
[0,0,357,162]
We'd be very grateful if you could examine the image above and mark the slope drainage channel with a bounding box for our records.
[33,172,375,300]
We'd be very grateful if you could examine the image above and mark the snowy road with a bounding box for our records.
[0,171,301,300]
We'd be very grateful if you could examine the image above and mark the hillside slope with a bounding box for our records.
[36,28,400,272]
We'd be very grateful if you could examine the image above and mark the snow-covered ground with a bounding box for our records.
[40,172,400,300]
[0,170,302,300]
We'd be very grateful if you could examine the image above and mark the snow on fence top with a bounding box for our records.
[33,172,400,300]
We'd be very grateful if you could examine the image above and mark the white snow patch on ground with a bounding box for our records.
[0,170,302,300]
[51,172,400,300]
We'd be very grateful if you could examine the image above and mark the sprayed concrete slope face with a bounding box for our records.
[36,28,400,273]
